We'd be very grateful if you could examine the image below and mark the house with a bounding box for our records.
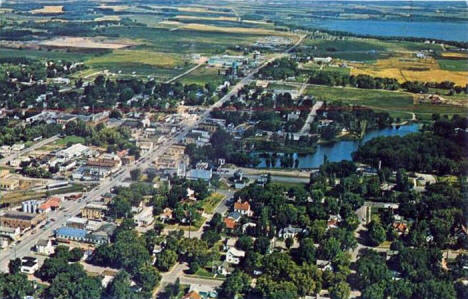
[134,206,154,227]
[226,247,245,264]
[242,222,257,233]
[230,210,244,221]
[217,261,235,276]
[327,215,342,230]
[183,291,201,299]
[160,208,173,222]
[21,257,39,274]
[393,222,408,234]
[234,199,253,217]
[278,225,304,239]
[224,218,237,230]
[36,239,54,255]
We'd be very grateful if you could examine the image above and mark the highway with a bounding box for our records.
[0,34,307,272]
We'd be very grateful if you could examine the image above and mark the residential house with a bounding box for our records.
[278,225,304,239]
[226,247,245,264]
[160,208,173,222]
[234,199,253,217]
[36,239,54,255]
[224,218,237,230]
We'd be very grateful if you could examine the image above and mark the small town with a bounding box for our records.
[0,1,466,299]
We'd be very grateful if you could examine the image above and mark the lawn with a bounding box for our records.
[86,49,185,69]
[201,192,225,214]
[55,135,85,146]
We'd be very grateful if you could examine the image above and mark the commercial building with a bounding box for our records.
[81,203,107,220]
[0,211,46,230]
[0,178,20,191]
[38,197,61,213]
[0,226,21,240]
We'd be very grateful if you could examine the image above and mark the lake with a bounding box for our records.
[306,19,468,42]
[253,123,420,169]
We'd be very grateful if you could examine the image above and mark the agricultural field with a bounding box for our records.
[349,56,468,86]
[30,6,64,15]
[305,85,468,120]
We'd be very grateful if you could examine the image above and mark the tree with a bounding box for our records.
[368,221,386,246]
[105,271,140,299]
[355,250,391,290]
[285,237,294,249]
[8,258,21,274]
[130,169,142,181]
[135,265,161,293]
[329,281,351,299]
[298,238,317,264]
[201,230,221,247]
[254,236,270,254]
[155,250,178,272]
[220,270,251,298]
[69,247,84,262]
[395,168,409,192]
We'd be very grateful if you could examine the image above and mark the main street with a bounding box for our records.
[0,34,307,272]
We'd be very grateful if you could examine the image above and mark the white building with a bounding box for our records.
[226,247,245,264]
[36,239,54,255]
[57,143,93,160]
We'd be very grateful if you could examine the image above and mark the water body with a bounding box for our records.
[253,123,420,169]
[307,19,468,42]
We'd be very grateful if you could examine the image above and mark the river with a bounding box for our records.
[253,123,420,169]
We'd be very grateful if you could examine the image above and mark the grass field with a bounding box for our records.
[201,192,225,214]
[178,66,225,85]
[55,136,85,146]
[305,85,468,120]
[86,49,184,68]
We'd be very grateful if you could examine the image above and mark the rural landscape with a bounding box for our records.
[0,0,466,299]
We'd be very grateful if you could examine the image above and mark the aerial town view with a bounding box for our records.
[0,0,466,298]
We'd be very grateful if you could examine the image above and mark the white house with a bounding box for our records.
[226,247,245,264]
[36,239,54,255]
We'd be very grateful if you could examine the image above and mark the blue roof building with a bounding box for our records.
[55,227,87,241]
[186,169,212,181]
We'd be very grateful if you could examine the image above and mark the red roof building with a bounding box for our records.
[39,197,61,213]
[234,199,253,217]
[224,217,237,229]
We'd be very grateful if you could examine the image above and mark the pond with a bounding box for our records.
[253,123,420,169]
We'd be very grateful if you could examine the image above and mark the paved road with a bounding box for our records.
[165,58,207,84]
[299,100,324,135]
[0,135,59,166]
[0,32,307,274]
